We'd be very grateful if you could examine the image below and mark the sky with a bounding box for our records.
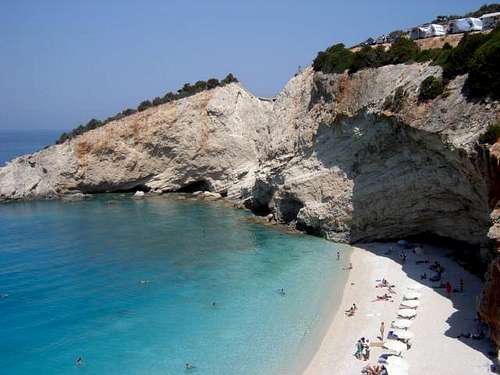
[0,0,490,130]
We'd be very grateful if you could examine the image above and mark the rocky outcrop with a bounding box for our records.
[1,64,499,248]
[0,83,272,200]
[253,65,497,245]
[1,64,498,248]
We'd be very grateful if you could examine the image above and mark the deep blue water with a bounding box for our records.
[0,129,60,166]
[0,195,350,375]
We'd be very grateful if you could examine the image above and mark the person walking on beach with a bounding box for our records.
[379,321,385,341]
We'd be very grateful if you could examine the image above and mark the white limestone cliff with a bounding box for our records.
[1,64,499,248]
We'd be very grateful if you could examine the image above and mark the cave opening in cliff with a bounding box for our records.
[110,184,151,193]
[277,196,304,224]
[177,180,212,193]
[245,200,272,216]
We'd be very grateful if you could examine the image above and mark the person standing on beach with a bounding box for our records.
[379,321,385,340]
[337,251,340,261]
[460,278,464,293]
[354,338,364,359]
[363,339,370,360]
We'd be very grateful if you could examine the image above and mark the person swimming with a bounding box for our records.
[278,288,286,296]
[75,357,84,367]
[185,363,195,370]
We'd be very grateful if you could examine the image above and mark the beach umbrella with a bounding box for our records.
[386,355,409,370]
[383,340,408,353]
[397,309,417,318]
[403,292,421,300]
[400,300,420,309]
[392,319,412,329]
[385,363,408,375]
[392,329,415,340]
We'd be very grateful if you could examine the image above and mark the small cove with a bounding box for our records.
[0,194,351,374]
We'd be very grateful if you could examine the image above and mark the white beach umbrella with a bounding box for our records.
[383,340,408,353]
[400,299,420,308]
[391,319,413,329]
[397,309,417,318]
[386,355,409,370]
[403,291,421,300]
[392,329,415,340]
[385,363,408,375]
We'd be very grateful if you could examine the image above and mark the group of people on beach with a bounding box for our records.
[354,337,371,361]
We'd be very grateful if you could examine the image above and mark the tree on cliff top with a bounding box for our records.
[466,27,500,99]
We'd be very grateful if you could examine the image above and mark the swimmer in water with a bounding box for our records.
[185,363,195,370]
[278,288,286,296]
[75,357,83,367]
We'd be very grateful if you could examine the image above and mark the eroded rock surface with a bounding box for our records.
[1,64,498,248]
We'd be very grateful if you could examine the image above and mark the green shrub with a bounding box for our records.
[419,76,444,101]
[349,45,388,73]
[478,122,500,144]
[221,73,238,84]
[387,37,419,64]
[466,4,500,18]
[312,43,354,74]
[137,100,152,112]
[466,28,500,99]
[441,32,491,80]
[207,78,220,89]
[415,48,441,63]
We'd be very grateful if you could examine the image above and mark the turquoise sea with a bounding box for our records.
[0,132,350,375]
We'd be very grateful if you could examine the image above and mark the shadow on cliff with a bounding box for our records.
[311,112,496,365]
[356,242,497,370]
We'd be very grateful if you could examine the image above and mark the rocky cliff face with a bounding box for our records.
[1,64,498,247]
[0,84,272,200]
[2,61,500,348]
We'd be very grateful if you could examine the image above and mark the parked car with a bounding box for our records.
[448,18,483,33]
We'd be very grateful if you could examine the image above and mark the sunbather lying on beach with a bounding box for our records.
[343,263,353,270]
[387,286,397,294]
[345,303,358,316]
[373,294,393,302]
[361,364,387,375]
[375,278,394,288]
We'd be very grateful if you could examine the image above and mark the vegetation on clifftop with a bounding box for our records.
[56,73,238,144]
[313,26,500,101]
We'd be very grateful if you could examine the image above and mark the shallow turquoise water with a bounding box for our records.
[0,194,350,375]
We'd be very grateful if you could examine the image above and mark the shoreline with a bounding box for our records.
[303,243,495,375]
